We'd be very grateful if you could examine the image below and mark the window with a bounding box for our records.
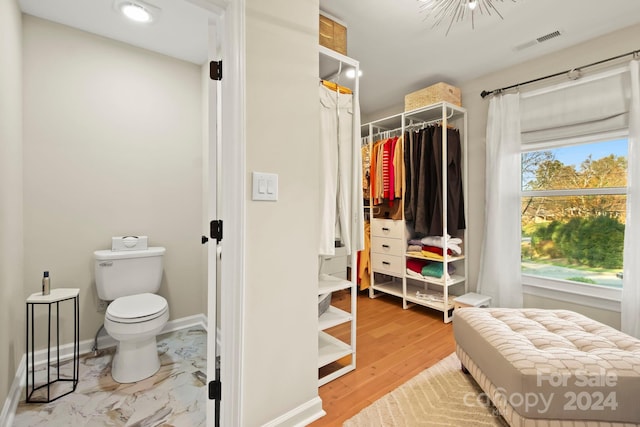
[521,138,627,289]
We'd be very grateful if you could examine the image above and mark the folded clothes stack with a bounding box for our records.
[421,245,453,260]
[406,258,455,280]
[420,235,462,255]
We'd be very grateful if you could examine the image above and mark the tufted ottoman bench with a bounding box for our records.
[453,308,640,426]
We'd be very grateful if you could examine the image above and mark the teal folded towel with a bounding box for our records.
[422,262,444,278]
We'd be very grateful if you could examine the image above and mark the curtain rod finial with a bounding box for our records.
[480,90,490,99]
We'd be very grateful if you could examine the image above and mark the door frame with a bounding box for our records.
[188,0,246,425]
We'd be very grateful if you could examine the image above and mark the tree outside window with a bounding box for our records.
[520,139,627,288]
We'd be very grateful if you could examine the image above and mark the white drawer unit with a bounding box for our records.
[371,219,405,239]
[371,253,403,276]
[370,219,404,279]
[370,236,404,257]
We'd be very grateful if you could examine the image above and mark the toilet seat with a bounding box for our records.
[106,293,168,324]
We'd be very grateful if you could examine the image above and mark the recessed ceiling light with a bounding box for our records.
[115,1,160,24]
[122,3,151,22]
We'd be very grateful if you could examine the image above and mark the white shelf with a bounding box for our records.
[318,365,355,387]
[319,305,352,331]
[318,274,352,294]
[404,101,466,122]
[405,283,456,310]
[405,273,466,287]
[370,280,403,298]
[405,252,465,262]
[318,331,352,368]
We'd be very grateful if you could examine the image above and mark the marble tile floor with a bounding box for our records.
[13,327,207,427]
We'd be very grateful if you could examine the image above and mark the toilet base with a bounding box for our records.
[111,336,161,383]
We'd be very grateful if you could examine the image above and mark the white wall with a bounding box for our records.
[0,0,24,407]
[243,0,322,425]
[22,16,205,346]
[459,22,640,328]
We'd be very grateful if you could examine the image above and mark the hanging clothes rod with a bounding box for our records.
[321,79,352,94]
[480,48,640,99]
[371,117,456,140]
[372,127,403,139]
[406,109,455,129]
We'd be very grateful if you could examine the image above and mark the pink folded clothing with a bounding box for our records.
[406,258,428,273]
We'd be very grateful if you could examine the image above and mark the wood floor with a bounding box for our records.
[311,289,456,426]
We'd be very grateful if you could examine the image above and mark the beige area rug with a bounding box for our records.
[344,353,508,427]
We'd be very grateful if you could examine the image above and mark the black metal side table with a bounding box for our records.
[25,288,80,403]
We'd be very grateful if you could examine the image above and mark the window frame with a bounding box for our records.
[520,130,628,311]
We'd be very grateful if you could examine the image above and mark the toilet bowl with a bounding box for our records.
[94,245,168,383]
[104,293,169,383]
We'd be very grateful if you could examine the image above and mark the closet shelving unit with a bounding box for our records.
[317,45,359,386]
[364,102,468,323]
[318,262,353,385]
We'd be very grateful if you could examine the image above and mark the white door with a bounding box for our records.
[193,1,244,425]
[205,19,222,427]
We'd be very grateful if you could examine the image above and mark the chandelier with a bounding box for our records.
[418,0,515,35]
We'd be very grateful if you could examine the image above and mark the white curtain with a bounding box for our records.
[622,59,640,338]
[477,93,523,308]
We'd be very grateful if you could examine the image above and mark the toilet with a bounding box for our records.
[94,246,169,383]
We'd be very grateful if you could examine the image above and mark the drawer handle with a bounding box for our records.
[382,261,390,266]
[382,244,390,249]
[382,227,390,231]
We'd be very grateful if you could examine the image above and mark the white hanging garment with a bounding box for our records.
[318,84,364,256]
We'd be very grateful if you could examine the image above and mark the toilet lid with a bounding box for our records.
[106,293,167,321]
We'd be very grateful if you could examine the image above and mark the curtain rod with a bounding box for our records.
[480,48,640,99]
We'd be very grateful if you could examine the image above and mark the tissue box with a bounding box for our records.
[112,236,148,251]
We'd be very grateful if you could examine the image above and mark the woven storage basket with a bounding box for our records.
[319,14,347,55]
[405,82,461,111]
[318,292,332,316]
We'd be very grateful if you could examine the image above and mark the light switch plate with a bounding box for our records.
[252,172,278,201]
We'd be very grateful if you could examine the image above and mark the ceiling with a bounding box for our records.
[18,0,640,117]
[320,0,640,116]
[18,0,211,65]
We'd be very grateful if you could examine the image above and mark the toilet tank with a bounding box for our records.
[94,247,165,301]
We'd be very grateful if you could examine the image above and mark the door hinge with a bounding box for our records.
[208,379,221,400]
[210,60,222,81]
[210,220,223,242]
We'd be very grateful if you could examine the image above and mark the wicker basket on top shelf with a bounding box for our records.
[405,82,462,111]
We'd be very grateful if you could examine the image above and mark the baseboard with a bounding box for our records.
[261,397,326,427]
[0,354,25,427]
[0,313,208,427]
